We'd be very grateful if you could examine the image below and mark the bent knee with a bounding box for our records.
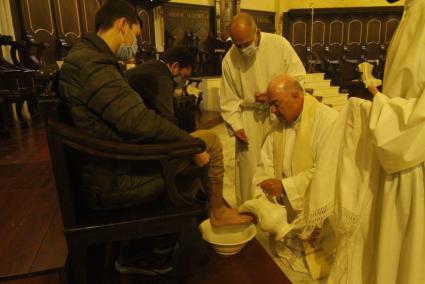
[191,130,222,153]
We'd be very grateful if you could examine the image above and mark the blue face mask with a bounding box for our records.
[173,73,186,88]
[116,29,138,61]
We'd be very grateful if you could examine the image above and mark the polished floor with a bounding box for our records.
[0,116,290,284]
[0,120,67,282]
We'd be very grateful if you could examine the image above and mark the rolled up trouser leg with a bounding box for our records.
[190,130,224,184]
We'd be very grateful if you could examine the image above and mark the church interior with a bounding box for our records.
[0,0,415,283]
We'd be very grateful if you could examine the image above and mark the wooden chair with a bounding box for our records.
[40,97,208,283]
[0,96,9,138]
[324,45,343,85]
[0,68,38,131]
[0,34,55,119]
[306,45,325,73]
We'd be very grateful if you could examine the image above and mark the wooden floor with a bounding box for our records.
[0,113,290,284]
[0,120,67,283]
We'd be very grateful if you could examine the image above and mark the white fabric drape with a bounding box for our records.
[0,0,16,63]
[304,0,425,283]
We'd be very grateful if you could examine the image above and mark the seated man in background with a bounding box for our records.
[59,0,251,274]
[126,46,193,125]
[126,46,248,223]
[252,74,337,281]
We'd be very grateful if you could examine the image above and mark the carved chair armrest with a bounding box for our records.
[47,120,205,161]
[0,68,36,90]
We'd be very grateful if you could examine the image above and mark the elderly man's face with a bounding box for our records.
[268,90,303,124]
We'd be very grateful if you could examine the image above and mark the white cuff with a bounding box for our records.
[282,177,303,210]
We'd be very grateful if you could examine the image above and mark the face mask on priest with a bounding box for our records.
[236,29,260,58]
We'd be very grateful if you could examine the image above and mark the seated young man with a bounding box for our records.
[126,47,247,225]
[58,0,251,275]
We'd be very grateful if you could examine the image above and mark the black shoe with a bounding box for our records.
[115,251,173,275]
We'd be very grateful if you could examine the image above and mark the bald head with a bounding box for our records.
[230,13,259,50]
[267,74,303,98]
[267,74,304,123]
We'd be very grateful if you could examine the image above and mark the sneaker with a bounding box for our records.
[115,252,173,275]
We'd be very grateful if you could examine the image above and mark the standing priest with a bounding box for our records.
[220,13,306,205]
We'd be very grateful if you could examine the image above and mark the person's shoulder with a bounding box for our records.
[61,43,117,85]
[142,59,163,68]
[222,45,242,67]
[127,60,166,76]
[262,32,287,42]
[222,47,234,62]
[316,102,339,122]
[259,32,291,52]
[67,39,114,67]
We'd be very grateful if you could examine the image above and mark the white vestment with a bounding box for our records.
[220,32,306,205]
[253,97,338,280]
[305,1,425,283]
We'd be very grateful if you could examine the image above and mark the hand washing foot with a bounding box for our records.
[239,194,294,240]
[210,206,254,227]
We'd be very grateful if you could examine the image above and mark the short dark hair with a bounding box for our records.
[160,47,196,68]
[95,0,141,32]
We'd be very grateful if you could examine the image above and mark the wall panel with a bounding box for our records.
[53,0,81,42]
[19,0,57,63]
[80,0,102,34]
[282,7,403,64]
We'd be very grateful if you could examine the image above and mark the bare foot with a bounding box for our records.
[210,207,254,227]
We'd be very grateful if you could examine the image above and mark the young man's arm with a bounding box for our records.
[82,61,191,142]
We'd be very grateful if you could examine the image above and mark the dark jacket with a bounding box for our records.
[126,60,197,132]
[59,33,193,210]
[126,60,177,124]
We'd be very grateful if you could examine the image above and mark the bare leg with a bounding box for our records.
[191,130,253,227]
[207,181,253,227]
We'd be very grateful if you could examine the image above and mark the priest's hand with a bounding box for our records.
[234,129,249,144]
[258,178,284,197]
[255,91,267,103]
[367,84,379,96]
[193,151,210,167]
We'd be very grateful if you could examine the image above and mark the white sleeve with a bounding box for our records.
[282,38,306,86]
[281,167,315,211]
[220,59,243,135]
[370,91,425,173]
[252,133,276,196]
